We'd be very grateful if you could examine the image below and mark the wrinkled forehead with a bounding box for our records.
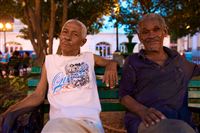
[141,19,162,27]
[62,21,82,31]
[138,18,163,32]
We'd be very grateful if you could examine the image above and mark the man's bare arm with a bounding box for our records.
[94,54,118,88]
[0,64,48,127]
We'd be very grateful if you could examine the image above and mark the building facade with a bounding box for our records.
[0,19,172,59]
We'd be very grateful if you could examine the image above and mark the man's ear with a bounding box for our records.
[81,39,87,46]
[163,28,168,37]
[137,33,143,43]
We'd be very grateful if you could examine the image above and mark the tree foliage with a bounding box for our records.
[109,0,200,42]
[0,0,116,65]
[1,0,200,58]
[163,0,200,42]
[109,0,140,36]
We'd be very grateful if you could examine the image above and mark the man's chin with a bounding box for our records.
[145,47,160,52]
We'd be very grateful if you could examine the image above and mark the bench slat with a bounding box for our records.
[95,66,122,75]
[189,91,200,98]
[41,102,126,112]
[28,78,40,87]
[27,78,119,89]
[101,102,125,111]
[31,66,42,74]
[188,80,200,87]
[28,66,200,113]
[28,78,120,99]
[98,89,118,99]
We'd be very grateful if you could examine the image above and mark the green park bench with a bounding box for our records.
[3,66,199,132]
[188,79,200,113]
[27,66,125,112]
[27,66,200,129]
[26,66,126,132]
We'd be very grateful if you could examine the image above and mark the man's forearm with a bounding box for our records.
[120,95,147,116]
[94,54,118,67]
[3,92,44,116]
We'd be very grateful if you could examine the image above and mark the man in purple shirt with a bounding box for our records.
[119,13,200,133]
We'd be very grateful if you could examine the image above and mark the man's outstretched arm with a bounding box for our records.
[0,64,48,130]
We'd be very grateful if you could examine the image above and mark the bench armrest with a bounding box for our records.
[2,106,42,133]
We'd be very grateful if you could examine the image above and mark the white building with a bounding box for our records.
[177,33,200,64]
[0,19,172,58]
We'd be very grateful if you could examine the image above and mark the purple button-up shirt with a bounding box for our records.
[119,47,200,133]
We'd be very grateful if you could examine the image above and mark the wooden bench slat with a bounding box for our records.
[41,102,126,112]
[95,66,122,75]
[189,91,200,98]
[188,80,200,87]
[31,66,42,74]
[188,103,200,108]
[28,66,200,114]
[98,89,118,99]
[101,102,125,111]
[28,78,40,87]
[27,78,119,89]
[28,79,120,99]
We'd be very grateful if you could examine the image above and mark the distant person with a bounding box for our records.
[0,51,3,78]
[0,49,10,78]
[0,19,118,133]
[22,51,31,69]
[20,51,32,75]
[119,13,200,133]
[8,51,21,77]
[0,51,2,61]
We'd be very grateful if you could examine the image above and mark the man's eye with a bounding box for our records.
[154,27,161,32]
[73,33,79,36]
[141,30,149,34]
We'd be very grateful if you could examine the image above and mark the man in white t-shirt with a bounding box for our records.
[0,19,118,133]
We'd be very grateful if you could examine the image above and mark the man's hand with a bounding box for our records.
[138,107,166,127]
[102,61,118,89]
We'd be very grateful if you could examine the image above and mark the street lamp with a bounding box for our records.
[115,22,119,52]
[0,22,13,53]
[114,2,120,52]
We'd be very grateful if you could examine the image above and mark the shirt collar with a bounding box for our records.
[138,46,178,60]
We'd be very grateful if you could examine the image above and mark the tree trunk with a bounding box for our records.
[61,0,68,26]
[57,0,68,55]
[22,0,47,66]
[48,0,57,54]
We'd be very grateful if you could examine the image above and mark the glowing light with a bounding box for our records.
[186,25,190,29]
[5,23,12,30]
[0,23,3,29]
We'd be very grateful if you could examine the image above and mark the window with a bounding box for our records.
[96,42,111,58]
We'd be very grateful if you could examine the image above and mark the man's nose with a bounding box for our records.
[66,34,71,40]
[148,31,157,37]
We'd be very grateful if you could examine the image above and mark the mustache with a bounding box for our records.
[144,37,161,43]
[61,39,72,45]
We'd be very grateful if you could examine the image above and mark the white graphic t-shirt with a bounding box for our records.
[45,52,101,125]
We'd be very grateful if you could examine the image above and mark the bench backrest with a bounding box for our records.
[28,66,200,112]
[188,79,200,112]
[28,66,125,112]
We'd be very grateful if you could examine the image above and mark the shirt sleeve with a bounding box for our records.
[119,56,136,98]
[183,56,200,78]
[192,64,200,77]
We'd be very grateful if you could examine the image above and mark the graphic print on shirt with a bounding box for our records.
[52,62,90,95]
